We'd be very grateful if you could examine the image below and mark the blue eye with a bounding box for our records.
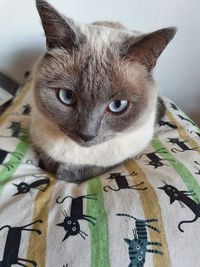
[58,89,76,105]
[108,100,128,113]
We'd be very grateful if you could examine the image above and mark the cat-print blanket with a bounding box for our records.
[0,81,200,267]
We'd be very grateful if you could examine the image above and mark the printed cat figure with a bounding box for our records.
[158,181,200,232]
[31,0,176,183]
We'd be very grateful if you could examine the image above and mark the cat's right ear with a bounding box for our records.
[124,238,131,245]
[120,27,177,71]
[36,0,85,51]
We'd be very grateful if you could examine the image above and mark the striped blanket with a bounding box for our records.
[0,82,200,267]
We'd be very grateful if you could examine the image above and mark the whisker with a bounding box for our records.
[64,210,68,217]
[79,232,86,239]
[80,230,88,236]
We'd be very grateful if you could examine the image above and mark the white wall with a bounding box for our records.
[0,0,200,117]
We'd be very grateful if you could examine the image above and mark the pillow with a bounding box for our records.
[0,81,200,267]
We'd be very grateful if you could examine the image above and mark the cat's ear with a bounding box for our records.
[36,0,84,50]
[170,196,176,204]
[121,27,177,71]
[124,238,131,245]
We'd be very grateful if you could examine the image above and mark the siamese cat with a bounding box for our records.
[31,0,176,183]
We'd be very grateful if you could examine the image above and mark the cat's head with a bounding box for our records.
[124,238,145,264]
[33,0,176,147]
[168,138,179,143]
[13,182,30,195]
[147,160,164,168]
[57,216,80,241]
[158,183,179,204]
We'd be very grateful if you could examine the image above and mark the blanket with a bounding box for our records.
[0,82,200,267]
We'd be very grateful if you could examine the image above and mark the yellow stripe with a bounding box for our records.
[0,81,31,126]
[124,160,171,267]
[166,110,200,155]
[26,174,56,267]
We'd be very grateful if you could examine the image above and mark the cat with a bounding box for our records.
[30,0,176,183]
[158,182,200,232]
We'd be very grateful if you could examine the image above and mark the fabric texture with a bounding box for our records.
[0,82,200,267]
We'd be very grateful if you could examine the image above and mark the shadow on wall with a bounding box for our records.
[189,103,200,127]
[2,48,44,84]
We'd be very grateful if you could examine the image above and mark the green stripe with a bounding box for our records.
[87,177,110,267]
[0,138,29,195]
[152,138,200,198]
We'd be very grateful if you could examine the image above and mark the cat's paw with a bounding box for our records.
[56,166,81,183]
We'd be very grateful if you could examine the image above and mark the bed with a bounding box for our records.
[0,81,200,267]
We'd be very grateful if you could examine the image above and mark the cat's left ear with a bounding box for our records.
[36,0,85,50]
[121,27,177,71]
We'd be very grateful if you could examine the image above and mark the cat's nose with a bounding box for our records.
[158,186,164,190]
[76,132,96,142]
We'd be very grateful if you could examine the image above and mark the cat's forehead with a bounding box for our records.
[36,26,149,101]
[40,46,115,101]
[41,46,147,86]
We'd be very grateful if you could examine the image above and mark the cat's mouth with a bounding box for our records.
[70,133,99,147]
[59,126,98,146]
[59,126,114,147]
[75,132,96,142]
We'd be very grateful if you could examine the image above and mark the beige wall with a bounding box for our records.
[0,0,199,122]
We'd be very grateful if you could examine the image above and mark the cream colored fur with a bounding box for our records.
[31,83,157,167]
